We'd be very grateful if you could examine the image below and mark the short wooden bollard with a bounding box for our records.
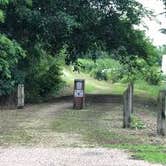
[123,84,133,128]
[73,79,85,109]
[17,84,24,109]
[128,83,133,113]
[157,91,166,136]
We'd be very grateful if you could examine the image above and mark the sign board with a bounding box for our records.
[74,90,84,97]
[76,82,83,90]
[73,79,85,109]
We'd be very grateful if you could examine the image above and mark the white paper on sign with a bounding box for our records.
[76,82,82,90]
[74,90,84,97]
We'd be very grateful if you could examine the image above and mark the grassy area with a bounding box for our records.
[62,66,165,99]
[107,144,166,165]
[1,65,166,164]
[51,102,166,165]
[1,96,166,164]
[0,103,85,147]
[62,66,120,94]
[134,80,166,99]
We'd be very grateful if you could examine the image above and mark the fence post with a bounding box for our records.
[17,84,24,109]
[128,83,134,113]
[123,87,131,128]
[157,90,166,136]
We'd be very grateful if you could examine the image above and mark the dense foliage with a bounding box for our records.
[0,34,26,95]
[1,0,152,58]
[0,0,163,101]
[25,54,63,102]
[79,56,162,85]
[160,0,166,33]
[79,58,122,82]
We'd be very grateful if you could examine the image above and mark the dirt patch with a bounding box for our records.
[0,100,166,147]
[0,102,86,147]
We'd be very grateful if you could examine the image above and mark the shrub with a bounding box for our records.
[131,115,146,129]
[25,55,63,102]
[0,34,26,96]
[79,58,122,82]
[144,67,162,85]
[94,70,108,81]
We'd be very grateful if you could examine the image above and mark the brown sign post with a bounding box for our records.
[73,79,85,109]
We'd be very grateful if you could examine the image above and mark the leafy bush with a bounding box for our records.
[79,57,163,86]
[94,70,108,81]
[25,54,64,102]
[131,115,146,129]
[79,58,123,82]
[144,67,162,85]
[0,34,26,96]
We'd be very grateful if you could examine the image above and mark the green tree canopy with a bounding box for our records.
[0,0,151,60]
[0,34,26,95]
[0,0,160,98]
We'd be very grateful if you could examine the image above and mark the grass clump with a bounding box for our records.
[85,129,140,145]
[106,144,166,165]
[131,115,146,129]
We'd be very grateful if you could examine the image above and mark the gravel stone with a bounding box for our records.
[0,148,163,166]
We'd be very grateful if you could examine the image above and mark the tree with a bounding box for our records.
[1,0,150,60]
[0,34,26,95]
[0,0,26,96]
[163,0,166,7]
[0,0,159,100]
[160,0,166,34]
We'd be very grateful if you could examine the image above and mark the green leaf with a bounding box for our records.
[0,10,4,23]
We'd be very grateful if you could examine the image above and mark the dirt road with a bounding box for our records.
[0,100,165,165]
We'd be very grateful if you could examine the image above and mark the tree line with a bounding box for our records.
[0,0,164,101]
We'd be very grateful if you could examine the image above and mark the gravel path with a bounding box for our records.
[0,148,163,166]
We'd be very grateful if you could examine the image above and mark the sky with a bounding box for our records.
[137,0,166,46]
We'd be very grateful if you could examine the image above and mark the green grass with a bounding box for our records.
[58,66,166,164]
[85,84,96,93]
[89,129,166,164]
[50,103,166,165]
[85,129,142,145]
[53,111,166,165]
[62,66,119,94]
[105,144,166,165]
[0,129,33,146]
[130,115,146,129]
[62,66,165,99]
[51,108,103,134]
[134,80,165,99]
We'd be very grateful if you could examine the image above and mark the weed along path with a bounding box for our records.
[0,100,166,165]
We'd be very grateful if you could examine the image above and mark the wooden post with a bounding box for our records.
[123,87,131,128]
[17,84,24,109]
[128,82,134,113]
[157,91,166,136]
